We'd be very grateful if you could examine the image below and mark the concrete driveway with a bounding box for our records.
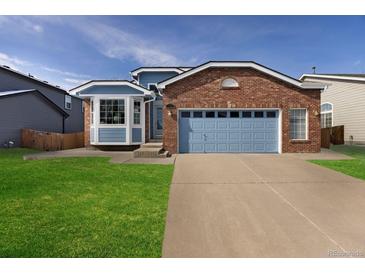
[163,152,365,258]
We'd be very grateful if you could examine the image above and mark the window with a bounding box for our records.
[99,99,125,124]
[133,100,141,124]
[230,111,240,118]
[221,78,239,88]
[218,111,227,118]
[320,103,333,128]
[206,111,215,118]
[289,109,307,140]
[193,111,203,118]
[242,111,252,118]
[254,111,264,118]
[181,111,190,118]
[65,95,72,110]
[266,111,276,118]
[90,99,94,125]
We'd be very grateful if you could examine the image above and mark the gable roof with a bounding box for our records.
[69,80,153,96]
[130,67,191,78]
[300,73,365,82]
[157,61,325,90]
[0,89,69,117]
[0,65,65,92]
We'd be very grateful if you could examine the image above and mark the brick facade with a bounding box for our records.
[83,99,91,147]
[163,67,321,154]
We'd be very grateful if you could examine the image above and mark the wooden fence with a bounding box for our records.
[21,128,84,151]
[321,125,344,148]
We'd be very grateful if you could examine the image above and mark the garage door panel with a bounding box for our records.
[229,132,241,141]
[191,120,204,130]
[217,121,228,129]
[205,143,216,153]
[229,120,240,129]
[204,121,216,129]
[179,110,278,153]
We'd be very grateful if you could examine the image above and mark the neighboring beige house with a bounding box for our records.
[300,74,365,144]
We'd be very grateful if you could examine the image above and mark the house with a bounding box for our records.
[300,73,365,145]
[0,65,83,147]
[72,61,325,154]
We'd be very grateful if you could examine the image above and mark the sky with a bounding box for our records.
[0,16,364,90]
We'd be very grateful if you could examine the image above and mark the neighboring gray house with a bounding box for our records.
[301,73,365,144]
[0,65,83,147]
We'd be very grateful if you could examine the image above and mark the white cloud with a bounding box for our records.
[0,52,32,70]
[0,16,44,34]
[64,78,88,85]
[42,66,91,79]
[72,20,182,66]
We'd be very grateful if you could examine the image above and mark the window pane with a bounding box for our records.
[254,111,264,118]
[321,103,332,112]
[230,111,239,118]
[289,109,307,139]
[133,101,141,124]
[218,111,227,118]
[99,99,125,124]
[242,111,252,118]
[181,111,190,118]
[193,111,203,118]
[266,111,276,118]
[206,111,215,118]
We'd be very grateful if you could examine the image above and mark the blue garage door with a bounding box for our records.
[179,110,279,153]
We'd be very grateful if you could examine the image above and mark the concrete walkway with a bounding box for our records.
[163,151,365,257]
[23,148,175,165]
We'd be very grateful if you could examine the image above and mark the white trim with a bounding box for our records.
[157,62,325,90]
[176,108,281,153]
[300,74,365,83]
[131,68,184,77]
[289,108,308,141]
[70,80,153,96]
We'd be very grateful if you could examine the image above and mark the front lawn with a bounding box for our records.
[0,148,174,257]
[310,145,365,181]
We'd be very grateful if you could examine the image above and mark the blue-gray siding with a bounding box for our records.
[78,85,144,95]
[138,71,179,88]
[0,68,83,133]
[132,128,142,143]
[179,110,279,153]
[0,92,64,147]
[98,128,126,142]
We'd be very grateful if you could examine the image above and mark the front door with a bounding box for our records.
[153,100,163,139]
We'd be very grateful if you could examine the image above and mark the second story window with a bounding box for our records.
[65,95,72,110]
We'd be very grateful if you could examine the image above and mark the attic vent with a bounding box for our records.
[221,78,239,88]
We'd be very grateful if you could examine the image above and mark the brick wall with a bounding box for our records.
[83,98,91,146]
[163,67,321,154]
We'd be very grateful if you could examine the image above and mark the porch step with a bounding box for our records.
[133,143,168,158]
[141,142,163,148]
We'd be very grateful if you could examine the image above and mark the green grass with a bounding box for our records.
[310,145,365,181]
[0,148,174,257]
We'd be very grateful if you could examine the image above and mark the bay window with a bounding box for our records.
[99,99,125,125]
[289,109,307,140]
